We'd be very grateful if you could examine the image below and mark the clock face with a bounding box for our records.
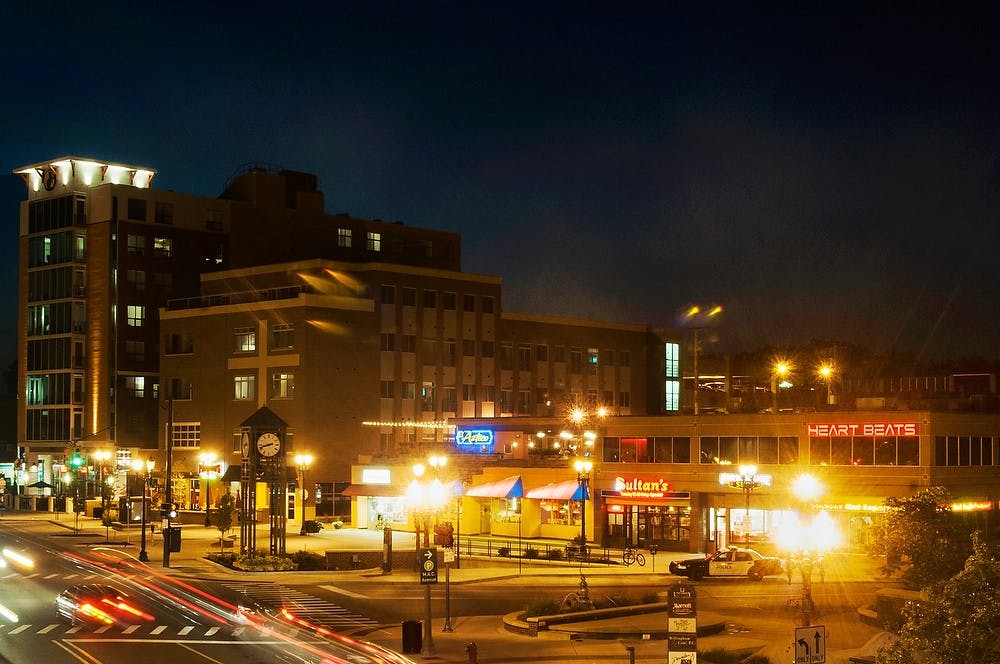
[241,432,251,458]
[256,432,281,457]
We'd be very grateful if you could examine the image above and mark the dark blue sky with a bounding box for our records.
[4,3,999,363]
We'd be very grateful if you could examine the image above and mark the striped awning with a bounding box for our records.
[465,476,524,499]
[525,479,586,501]
[341,483,404,497]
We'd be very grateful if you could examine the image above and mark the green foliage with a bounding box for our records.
[206,552,237,568]
[524,546,539,559]
[291,550,327,571]
[876,532,1000,664]
[545,548,563,560]
[213,491,236,546]
[233,552,296,572]
[870,486,973,589]
[698,647,772,663]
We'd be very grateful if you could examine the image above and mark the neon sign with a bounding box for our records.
[455,429,495,447]
[614,476,670,498]
[807,422,918,437]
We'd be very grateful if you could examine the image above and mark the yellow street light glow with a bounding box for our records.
[574,459,593,474]
[294,453,313,467]
[569,406,586,424]
[774,361,791,377]
[792,474,824,502]
[428,455,447,469]
[412,463,426,477]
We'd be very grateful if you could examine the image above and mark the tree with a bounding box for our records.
[870,486,972,589]
[876,532,1000,664]
[213,491,235,548]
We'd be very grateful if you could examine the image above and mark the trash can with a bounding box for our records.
[401,619,422,654]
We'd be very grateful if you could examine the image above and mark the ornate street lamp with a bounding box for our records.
[131,457,155,562]
[719,465,771,547]
[405,458,449,657]
[573,459,593,548]
[778,510,840,626]
[294,453,313,506]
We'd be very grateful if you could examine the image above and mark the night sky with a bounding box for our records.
[3,4,999,365]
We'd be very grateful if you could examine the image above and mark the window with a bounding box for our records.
[482,296,495,314]
[153,237,173,257]
[445,340,457,366]
[536,345,548,362]
[423,289,437,308]
[172,423,201,448]
[481,340,495,358]
[421,382,435,411]
[499,389,513,415]
[380,284,395,304]
[337,227,352,247]
[443,387,457,412]
[518,345,531,371]
[553,346,565,363]
[602,349,615,366]
[402,287,416,306]
[271,372,295,398]
[127,198,147,221]
[402,381,416,399]
[443,292,456,310]
[366,232,381,251]
[127,234,145,256]
[270,324,294,350]
[234,327,256,352]
[164,333,193,354]
[500,343,514,370]
[125,376,145,398]
[234,375,255,400]
[126,305,145,327]
[400,334,416,353]
[664,380,680,411]
[380,333,396,351]
[126,269,145,291]
[664,343,679,378]
[153,273,173,293]
[169,377,192,400]
[154,201,173,224]
[463,294,476,311]
[380,380,394,398]
[420,239,433,258]
[517,390,530,415]
[481,385,495,403]
[570,348,584,373]
[125,340,145,361]
[587,348,599,374]
[463,339,476,356]
[620,350,631,367]
[462,384,476,401]
[205,208,224,231]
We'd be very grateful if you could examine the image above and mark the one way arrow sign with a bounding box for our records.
[794,625,826,663]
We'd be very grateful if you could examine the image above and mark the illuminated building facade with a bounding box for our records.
[438,410,999,553]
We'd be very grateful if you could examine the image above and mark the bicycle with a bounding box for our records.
[622,545,646,567]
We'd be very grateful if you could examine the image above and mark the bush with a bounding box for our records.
[546,548,564,561]
[291,550,326,570]
[524,547,539,559]
[207,552,237,568]
[233,552,296,572]
[521,599,562,618]
[497,546,511,557]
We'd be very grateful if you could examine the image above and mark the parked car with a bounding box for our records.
[669,547,783,581]
[55,584,154,626]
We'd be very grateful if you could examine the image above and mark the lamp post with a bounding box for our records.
[720,465,770,548]
[817,363,835,407]
[771,361,791,412]
[131,457,155,562]
[682,304,723,415]
[574,459,593,548]
[93,450,112,518]
[406,459,449,657]
[778,510,839,626]
[295,453,313,524]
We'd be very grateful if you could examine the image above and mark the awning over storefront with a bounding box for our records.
[341,483,404,497]
[465,475,524,499]
[526,479,584,501]
[220,465,242,483]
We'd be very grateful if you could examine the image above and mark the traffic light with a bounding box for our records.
[69,449,85,468]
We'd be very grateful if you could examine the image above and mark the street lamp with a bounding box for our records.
[295,453,313,523]
[406,458,450,657]
[93,450,112,519]
[817,363,835,406]
[719,465,771,548]
[778,510,840,626]
[771,361,792,412]
[198,452,219,510]
[131,457,155,562]
[682,304,723,415]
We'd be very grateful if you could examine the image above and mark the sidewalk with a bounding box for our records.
[0,509,895,663]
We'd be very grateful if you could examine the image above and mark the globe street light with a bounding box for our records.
[817,363,835,406]
[772,361,792,412]
[295,453,313,526]
[778,510,840,626]
[573,459,593,549]
[719,465,771,548]
[131,457,155,562]
[406,458,450,657]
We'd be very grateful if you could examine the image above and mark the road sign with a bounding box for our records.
[794,625,826,664]
[419,547,438,584]
[667,583,698,662]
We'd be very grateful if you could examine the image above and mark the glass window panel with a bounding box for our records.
[876,438,897,465]
[778,437,799,464]
[758,436,778,464]
[654,437,672,463]
[809,437,829,465]
[830,437,852,465]
[700,437,719,464]
[738,436,757,464]
[853,437,875,465]
[673,437,691,463]
[602,437,620,462]
[718,437,738,464]
[897,437,919,466]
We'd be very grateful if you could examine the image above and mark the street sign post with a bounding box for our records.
[794,624,826,664]
[667,583,698,664]
[419,547,438,584]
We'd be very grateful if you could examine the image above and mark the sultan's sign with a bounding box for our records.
[807,422,918,437]
[614,476,670,498]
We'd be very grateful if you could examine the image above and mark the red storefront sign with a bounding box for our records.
[807,422,918,437]
[613,476,670,498]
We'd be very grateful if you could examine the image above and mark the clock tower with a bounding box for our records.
[239,406,289,555]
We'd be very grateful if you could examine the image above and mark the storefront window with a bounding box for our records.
[495,497,521,523]
[540,499,575,525]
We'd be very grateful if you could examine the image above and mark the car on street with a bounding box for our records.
[668,547,783,581]
[55,583,154,626]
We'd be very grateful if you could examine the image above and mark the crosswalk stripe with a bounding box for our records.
[123,625,140,633]
[179,625,194,635]
[38,624,59,633]
[151,625,167,634]
[206,626,220,636]
[8,625,31,634]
